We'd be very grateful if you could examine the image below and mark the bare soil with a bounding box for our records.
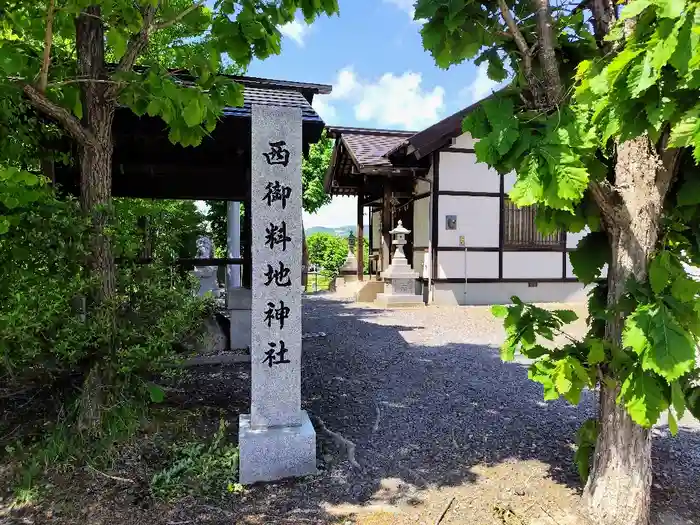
[1,296,698,525]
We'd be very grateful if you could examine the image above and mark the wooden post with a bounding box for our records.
[381,181,392,272]
[357,179,364,282]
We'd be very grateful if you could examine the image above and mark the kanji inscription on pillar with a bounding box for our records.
[250,105,303,428]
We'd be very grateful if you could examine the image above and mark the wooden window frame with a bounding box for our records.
[502,198,565,251]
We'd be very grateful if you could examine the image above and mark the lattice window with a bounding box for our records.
[503,199,564,250]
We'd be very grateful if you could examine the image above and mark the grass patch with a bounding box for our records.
[305,273,331,292]
[150,418,242,500]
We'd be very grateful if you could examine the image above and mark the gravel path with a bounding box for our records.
[200,294,698,525]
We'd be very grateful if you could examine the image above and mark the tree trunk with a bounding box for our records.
[583,135,677,525]
[75,6,117,431]
[76,6,116,302]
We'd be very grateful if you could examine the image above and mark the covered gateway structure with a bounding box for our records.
[324,102,591,306]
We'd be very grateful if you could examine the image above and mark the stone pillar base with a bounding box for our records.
[238,411,317,484]
[375,293,425,308]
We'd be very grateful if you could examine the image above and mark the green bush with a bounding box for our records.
[307,232,348,278]
[0,177,210,428]
[151,418,242,500]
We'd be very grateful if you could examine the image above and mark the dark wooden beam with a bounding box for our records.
[382,181,392,272]
[357,177,365,281]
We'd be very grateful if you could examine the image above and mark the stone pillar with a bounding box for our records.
[375,221,423,308]
[238,105,316,484]
[227,201,251,350]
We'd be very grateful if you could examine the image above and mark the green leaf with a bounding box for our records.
[146,99,161,117]
[574,419,598,483]
[668,105,700,148]
[644,304,696,382]
[668,409,678,435]
[587,339,606,364]
[628,52,656,98]
[553,309,578,324]
[649,251,672,294]
[623,306,653,355]
[676,177,700,206]
[555,365,573,394]
[510,154,544,206]
[148,384,165,403]
[491,305,508,318]
[462,107,490,138]
[620,369,668,427]
[671,381,686,419]
[620,0,652,20]
[183,98,203,127]
[653,0,685,18]
[107,29,128,61]
[569,231,610,284]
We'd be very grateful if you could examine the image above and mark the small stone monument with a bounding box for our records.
[375,221,423,308]
[193,236,219,297]
[337,232,359,286]
[238,104,316,485]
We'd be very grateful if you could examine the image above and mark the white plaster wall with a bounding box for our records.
[503,252,562,279]
[437,251,499,279]
[438,195,500,247]
[439,151,500,193]
[452,132,475,149]
[468,251,499,278]
[567,228,588,248]
[504,171,516,192]
[415,164,433,194]
[437,251,463,279]
[433,281,588,306]
[413,249,430,278]
[413,197,430,247]
[371,210,381,250]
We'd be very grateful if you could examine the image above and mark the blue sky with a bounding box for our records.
[247,0,501,228]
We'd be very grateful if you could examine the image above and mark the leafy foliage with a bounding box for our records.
[0,0,340,148]
[306,231,349,278]
[151,418,242,500]
[302,131,333,214]
[419,0,700,438]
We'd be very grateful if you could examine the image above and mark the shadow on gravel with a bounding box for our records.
[173,296,700,524]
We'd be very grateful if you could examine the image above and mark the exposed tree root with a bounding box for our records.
[312,416,360,469]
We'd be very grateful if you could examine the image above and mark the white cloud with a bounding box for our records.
[382,0,427,24]
[303,197,368,229]
[318,66,445,130]
[383,0,416,19]
[312,96,337,123]
[279,19,310,47]
[461,63,506,104]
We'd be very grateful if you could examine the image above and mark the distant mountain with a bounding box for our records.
[306,225,369,238]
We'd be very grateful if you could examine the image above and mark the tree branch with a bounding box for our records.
[21,83,97,148]
[589,0,617,48]
[497,0,532,74]
[38,0,56,92]
[112,7,157,76]
[588,179,620,228]
[153,0,205,31]
[47,78,121,88]
[534,0,564,105]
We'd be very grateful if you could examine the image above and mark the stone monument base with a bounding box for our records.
[238,411,317,484]
[374,292,425,308]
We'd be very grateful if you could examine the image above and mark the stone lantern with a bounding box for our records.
[375,220,423,307]
[336,232,359,287]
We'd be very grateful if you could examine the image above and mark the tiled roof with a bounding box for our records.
[329,127,416,169]
[222,86,324,122]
